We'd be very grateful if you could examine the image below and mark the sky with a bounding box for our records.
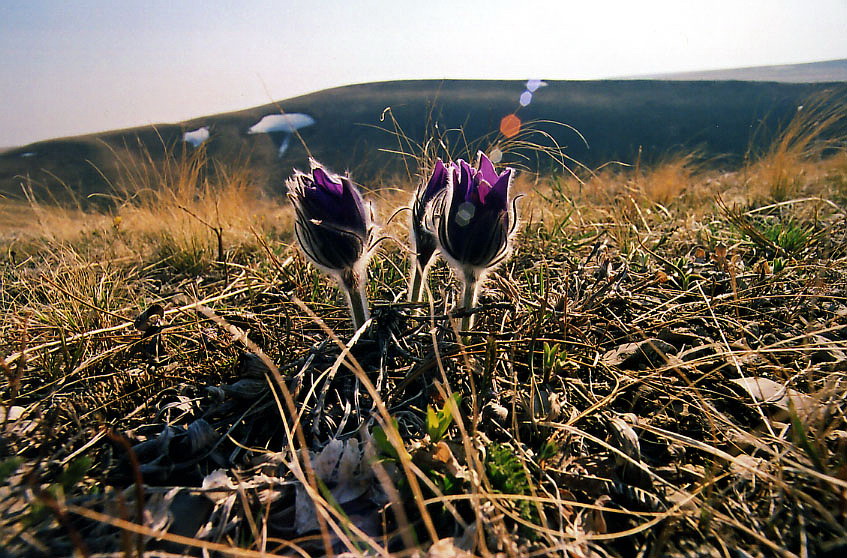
[1,0,846,148]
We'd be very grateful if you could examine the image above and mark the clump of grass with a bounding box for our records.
[106,140,292,274]
[1,138,294,275]
[745,88,847,201]
[636,151,703,207]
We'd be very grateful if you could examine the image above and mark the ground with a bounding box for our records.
[2,119,847,557]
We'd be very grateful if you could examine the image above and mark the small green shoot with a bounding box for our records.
[788,400,825,472]
[426,392,461,443]
[542,342,566,383]
[485,443,536,525]
[763,219,814,255]
[668,256,693,290]
[58,456,92,493]
[538,440,560,464]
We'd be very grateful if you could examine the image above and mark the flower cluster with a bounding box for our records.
[287,152,517,332]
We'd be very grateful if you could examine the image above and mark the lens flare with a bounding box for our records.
[525,79,547,92]
[455,202,476,227]
[500,114,521,138]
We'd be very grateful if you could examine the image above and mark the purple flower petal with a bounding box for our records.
[339,176,368,235]
[312,167,343,196]
[452,160,473,203]
[423,159,449,201]
[411,159,453,272]
[490,168,512,210]
[477,179,493,205]
[476,151,499,185]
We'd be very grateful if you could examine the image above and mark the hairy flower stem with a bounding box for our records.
[408,259,428,303]
[340,269,369,330]
[459,270,479,333]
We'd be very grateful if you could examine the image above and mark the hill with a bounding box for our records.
[1,79,844,203]
[625,58,847,83]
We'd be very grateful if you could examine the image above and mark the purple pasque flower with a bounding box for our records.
[288,163,371,274]
[436,151,516,274]
[408,159,450,301]
[433,151,517,330]
[287,161,373,328]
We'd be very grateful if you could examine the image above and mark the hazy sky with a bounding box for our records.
[1,0,845,147]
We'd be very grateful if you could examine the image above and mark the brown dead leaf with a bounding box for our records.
[601,339,676,368]
[433,441,453,464]
[590,495,612,535]
[730,377,819,420]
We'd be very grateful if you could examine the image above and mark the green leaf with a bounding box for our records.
[430,471,461,495]
[539,441,560,462]
[426,393,461,443]
[486,443,529,494]
[0,457,22,483]
[373,419,403,460]
[426,406,440,440]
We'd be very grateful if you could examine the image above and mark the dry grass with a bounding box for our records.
[2,142,295,282]
[744,89,847,201]
[2,103,847,557]
[635,151,703,207]
[0,201,112,247]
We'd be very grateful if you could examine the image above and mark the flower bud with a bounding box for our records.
[408,159,451,302]
[287,162,373,329]
[287,163,372,276]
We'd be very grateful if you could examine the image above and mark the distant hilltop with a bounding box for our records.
[620,58,847,83]
[1,72,845,203]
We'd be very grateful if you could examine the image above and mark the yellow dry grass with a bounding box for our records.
[0,201,111,243]
[1,142,295,273]
[636,151,702,206]
[744,89,847,201]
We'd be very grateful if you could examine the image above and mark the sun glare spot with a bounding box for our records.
[525,79,547,92]
[489,148,503,163]
[519,91,533,107]
[455,202,476,227]
[500,114,521,138]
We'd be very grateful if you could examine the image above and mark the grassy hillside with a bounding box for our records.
[1,79,843,204]
[1,94,847,555]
